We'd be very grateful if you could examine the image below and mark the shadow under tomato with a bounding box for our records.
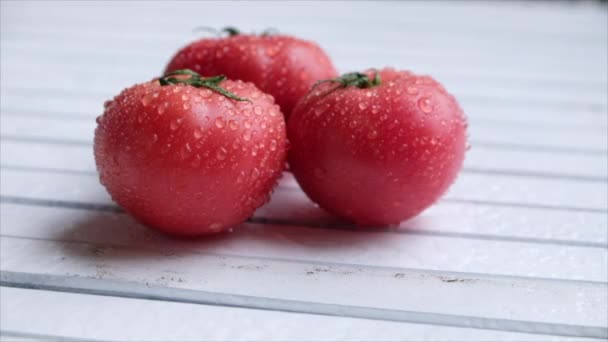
[54,200,408,267]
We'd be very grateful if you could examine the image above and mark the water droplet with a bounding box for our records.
[406,85,418,94]
[141,92,155,107]
[181,143,193,160]
[152,133,158,143]
[358,102,368,110]
[214,117,225,128]
[418,97,433,114]
[157,103,167,115]
[209,222,223,232]
[243,131,252,141]
[216,147,228,160]
[236,171,246,184]
[365,91,373,97]
[191,154,201,167]
[183,102,190,110]
[193,128,203,139]
[253,106,263,115]
[371,107,380,114]
[243,120,252,129]
[199,89,212,98]
[461,118,469,129]
[269,107,279,117]
[348,120,358,129]
[266,47,278,56]
[160,143,171,154]
[170,118,183,130]
[251,167,260,178]
[228,120,239,130]
[172,87,181,93]
[314,106,324,117]
[367,129,378,139]
[181,94,189,101]
[251,146,258,156]
[269,139,277,151]
[430,138,437,145]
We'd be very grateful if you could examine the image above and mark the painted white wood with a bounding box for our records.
[0,237,606,328]
[3,287,602,342]
[1,200,606,282]
[0,335,43,342]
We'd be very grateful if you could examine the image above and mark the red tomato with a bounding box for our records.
[94,70,287,235]
[165,29,337,119]
[288,68,468,226]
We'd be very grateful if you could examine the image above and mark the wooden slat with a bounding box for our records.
[3,286,603,342]
[1,192,606,282]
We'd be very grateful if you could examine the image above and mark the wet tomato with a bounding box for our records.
[288,68,468,225]
[165,28,337,119]
[94,70,287,235]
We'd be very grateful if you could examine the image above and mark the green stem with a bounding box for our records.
[192,26,240,37]
[159,69,250,102]
[222,27,240,36]
[314,71,381,90]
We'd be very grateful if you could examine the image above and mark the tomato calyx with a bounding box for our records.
[193,26,241,37]
[312,71,381,95]
[159,69,250,102]
[193,27,278,37]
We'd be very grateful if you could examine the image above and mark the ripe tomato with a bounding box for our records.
[94,70,287,235]
[288,68,468,226]
[165,28,337,119]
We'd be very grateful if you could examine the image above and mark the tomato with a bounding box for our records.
[94,70,287,235]
[287,68,468,225]
[165,28,337,119]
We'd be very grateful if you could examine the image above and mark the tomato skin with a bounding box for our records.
[94,79,287,235]
[165,34,337,119]
[288,68,467,226]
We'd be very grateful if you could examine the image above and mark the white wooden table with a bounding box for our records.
[1,1,607,341]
